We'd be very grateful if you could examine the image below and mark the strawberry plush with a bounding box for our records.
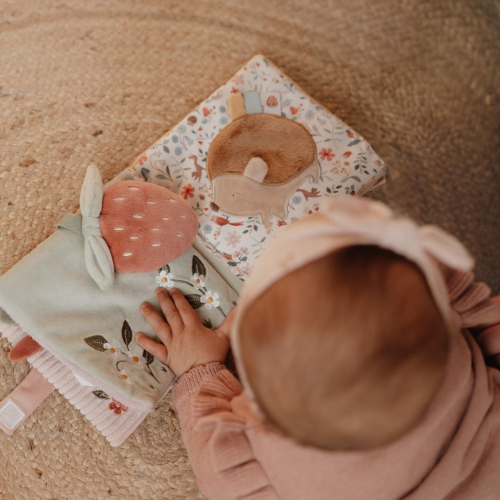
[100,181,198,274]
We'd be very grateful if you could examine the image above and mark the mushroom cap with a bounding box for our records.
[207,114,317,185]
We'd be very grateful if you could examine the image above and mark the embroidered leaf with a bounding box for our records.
[203,319,213,329]
[143,349,154,365]
[185,294,204,309]
[141,167,150,181]
[84,335,109,352]
[121,320,133,348]
[191,255,207,278]
[92,390,110,400]
[348,139,361,147]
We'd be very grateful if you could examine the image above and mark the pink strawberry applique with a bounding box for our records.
[99,182,198,274]
[266,96,278,107]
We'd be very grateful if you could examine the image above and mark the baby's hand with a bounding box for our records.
[136,287,236,377]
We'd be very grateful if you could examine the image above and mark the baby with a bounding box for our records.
[136,198,500,500]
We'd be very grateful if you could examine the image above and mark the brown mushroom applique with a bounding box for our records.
[206,113,320,223]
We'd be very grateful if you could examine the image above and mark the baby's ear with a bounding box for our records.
[243,157,268,183]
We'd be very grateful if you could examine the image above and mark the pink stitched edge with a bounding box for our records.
[0,306,159,412]
[0,322,154,446]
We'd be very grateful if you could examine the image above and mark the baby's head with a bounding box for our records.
[238,244,449,451]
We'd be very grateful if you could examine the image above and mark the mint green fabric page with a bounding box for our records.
[0,220,238,409]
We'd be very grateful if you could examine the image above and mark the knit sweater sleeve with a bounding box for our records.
[442,267,500,364]
[172,363,278,500]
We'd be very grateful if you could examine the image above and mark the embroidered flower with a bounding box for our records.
[118,369,132,384]
[234,247,249,258]
[103,343,119,357]
[109,399,128,415]
[156,270,174,288]
[127,351,146,364]
[320,148,335,161]
[239,264,252,276]
[224,230,241,248]
[200,291,220,309]
[331,160,350,176]
[137,155,148,166]
[181,184,195,199]
[190,273,205,289]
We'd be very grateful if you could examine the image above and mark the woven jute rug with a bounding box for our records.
[0,1,499,498]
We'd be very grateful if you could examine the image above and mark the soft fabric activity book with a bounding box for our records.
[0,55,386,446]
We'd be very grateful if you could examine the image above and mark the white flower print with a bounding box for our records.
[118,369,132,384]
[190,273,205,290]
[103,343,120,357]
[224,230,241,248]
[127,351,146,365]
[200,291,220,309]
[156,270,174,288]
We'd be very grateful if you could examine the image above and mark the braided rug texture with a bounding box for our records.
[0,1,499,498]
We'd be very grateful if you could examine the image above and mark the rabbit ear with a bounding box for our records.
[244,157,268,183]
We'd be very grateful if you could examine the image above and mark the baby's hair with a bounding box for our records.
[239,245,449,450]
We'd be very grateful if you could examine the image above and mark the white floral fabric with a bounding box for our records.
[130,55,387,281]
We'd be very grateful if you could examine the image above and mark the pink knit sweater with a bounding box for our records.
[172,270,500,500]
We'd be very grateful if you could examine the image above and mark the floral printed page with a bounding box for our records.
[130,55,386,281]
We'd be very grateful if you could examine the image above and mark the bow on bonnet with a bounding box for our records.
[317,197,474,272]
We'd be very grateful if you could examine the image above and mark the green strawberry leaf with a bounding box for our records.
[84,335,109,352]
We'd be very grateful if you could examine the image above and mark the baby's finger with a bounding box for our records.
[156,288,183,332]
[169,288,198,326]
[217,308,237,339]
[139,302,172,345]
[135,333,168,364]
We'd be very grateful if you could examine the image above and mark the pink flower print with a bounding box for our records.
[320,148,335,161]
[240,263,252,276]
[224,230,241,248]
[181,184,195,200]
[109,399,128,415]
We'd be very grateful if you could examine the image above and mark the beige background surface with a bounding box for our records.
[0,1,499,498]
